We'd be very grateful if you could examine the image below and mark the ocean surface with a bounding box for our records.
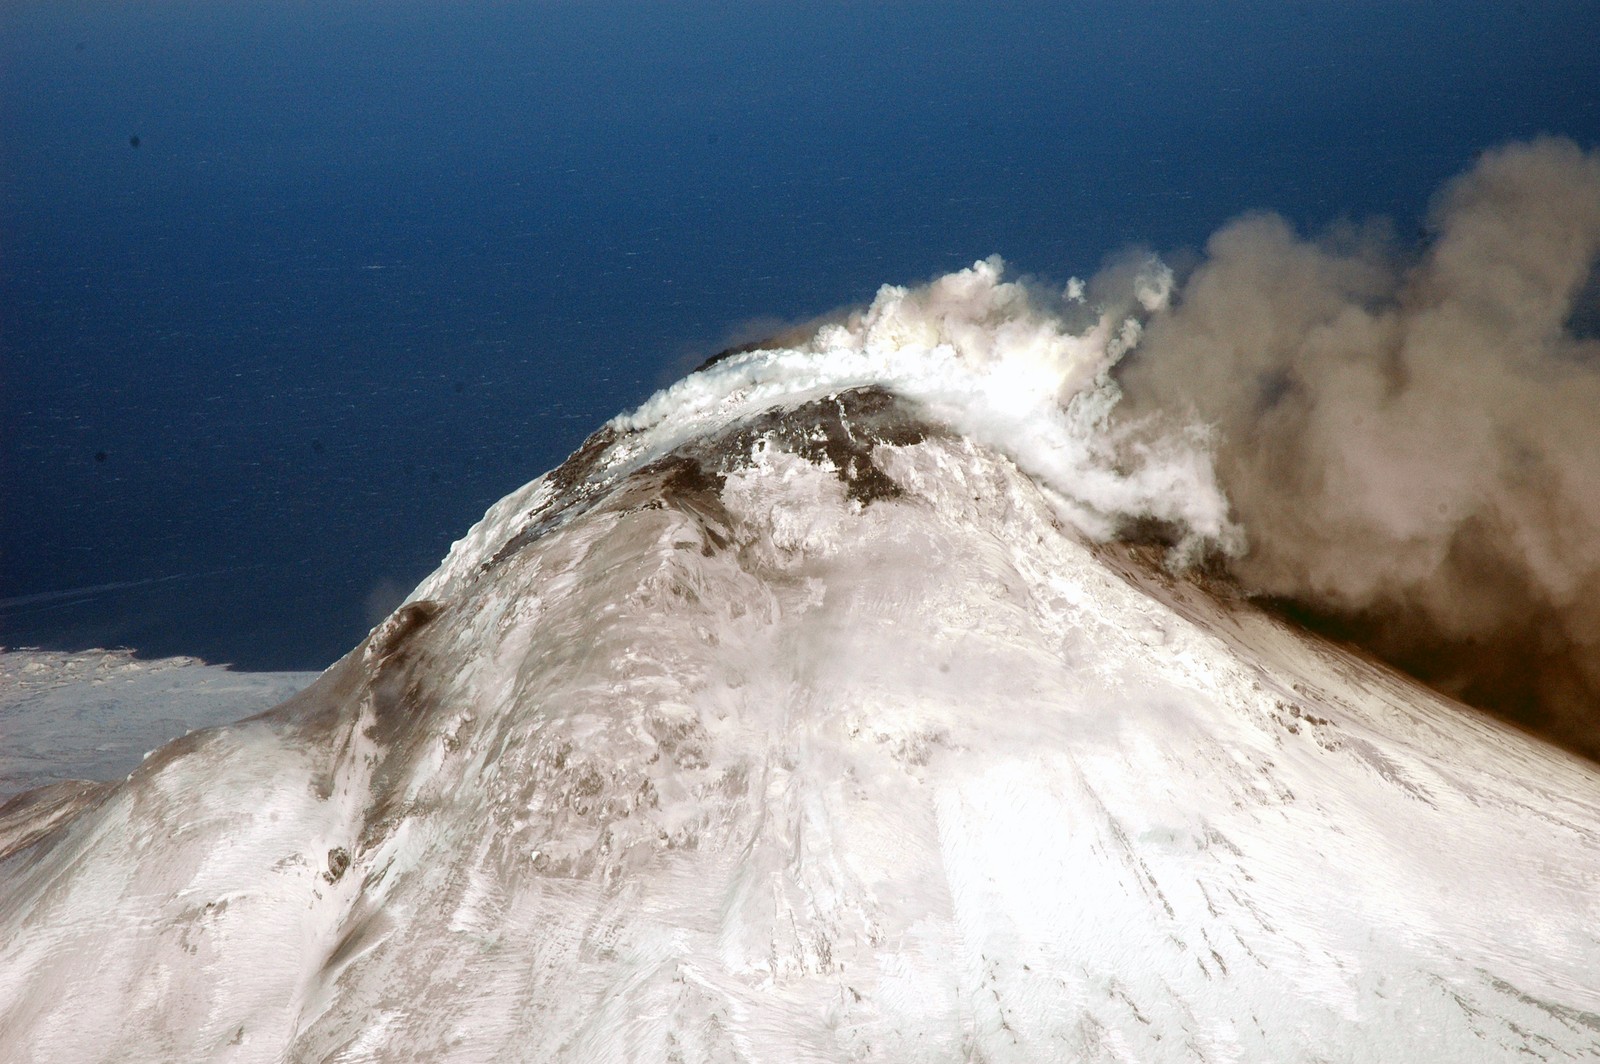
[4,0,1599,670]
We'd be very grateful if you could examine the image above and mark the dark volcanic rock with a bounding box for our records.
[485,387,936,576]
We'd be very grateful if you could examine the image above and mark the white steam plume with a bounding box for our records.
[619,254,1239,560]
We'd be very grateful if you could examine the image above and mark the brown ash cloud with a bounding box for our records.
[1113,138,1600,760]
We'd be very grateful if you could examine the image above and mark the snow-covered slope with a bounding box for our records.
[3,265,1599,1062]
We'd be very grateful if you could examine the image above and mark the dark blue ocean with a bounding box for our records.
[4,0,1598,670]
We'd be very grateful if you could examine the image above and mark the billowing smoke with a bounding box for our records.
[1113,138,1600,760]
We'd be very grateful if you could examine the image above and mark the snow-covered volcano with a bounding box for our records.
[3,264,1599,1062]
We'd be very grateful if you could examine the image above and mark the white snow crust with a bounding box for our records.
[0,649,317,800]
[1,263,1598,1060]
